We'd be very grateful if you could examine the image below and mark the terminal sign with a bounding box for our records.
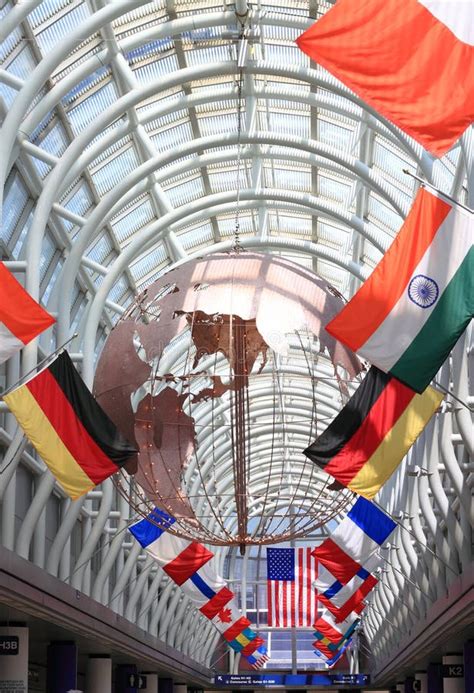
[0,636,19,655]
[213,673,369,687]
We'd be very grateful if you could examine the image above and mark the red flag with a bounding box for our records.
[296,0,474,157]
[0,262,55,364]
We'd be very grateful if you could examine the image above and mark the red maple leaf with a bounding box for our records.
[217,608,233,623]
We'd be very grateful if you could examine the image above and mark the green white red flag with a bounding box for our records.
[326,188,473,393]
[296,0,474,157]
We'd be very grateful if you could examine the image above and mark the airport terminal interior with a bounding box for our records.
[0,1,472,692]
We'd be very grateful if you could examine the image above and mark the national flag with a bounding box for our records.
[0,262,55,365]
[314,636,352,667]
[266,547,318,627]
[3,351,136,499]
[313,611,359,649]
[325,188,473,393]
[296,0,474,157]
[313,497,396,582]
[303,367,443,499]
[314,549,379,623]
[129,509,268,668]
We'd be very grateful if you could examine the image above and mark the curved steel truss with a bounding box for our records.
[0,0,472,677]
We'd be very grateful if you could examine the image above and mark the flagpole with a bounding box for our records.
[378,553,432,601]
[434,381,473,412]
[402,169,473,214]
[0,333,78,398]
[372,500,458,576]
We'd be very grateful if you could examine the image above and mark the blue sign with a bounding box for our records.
[213,673,370,687]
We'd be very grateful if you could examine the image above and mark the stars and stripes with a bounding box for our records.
[266,547,318,628]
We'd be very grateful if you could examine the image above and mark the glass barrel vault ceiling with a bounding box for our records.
[0,0,472,678]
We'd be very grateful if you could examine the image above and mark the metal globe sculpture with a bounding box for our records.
[93,253,362,547]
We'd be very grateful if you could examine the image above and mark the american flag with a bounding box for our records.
[266,547,318,627]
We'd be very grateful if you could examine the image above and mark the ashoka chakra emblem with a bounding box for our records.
[408,274,439,308]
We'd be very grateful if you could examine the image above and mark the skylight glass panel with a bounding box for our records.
[27,0,70,28]
[86,234,114,265]
[199,112,239,137]
[318,174,351,203]
[67,81,118,136]
[39,232,57,282]
[91,147,139,197]
[34,121,69,159]
[61,182,93,219]
[2,174,29,245]
[133,54,180,85]
[268,213,311,237]
[42,258,64,304]
[208,168,246,194]
[0,21,22,63]
[34,3,91,54]
[265,111,309,138]
[111,199,155,244]
[317,219,349,250]
[5,44,37,81]
[129,246,167,281]
[150,121,194,151]
[178,223,214,250]
[318,118,353,149]
[264,166,311,192]
[0,83,17,109]
[165,177,205,207]
[108,276,130,304]
[263,42,305,66]
[184,44,230,67]
[367,193,402,235]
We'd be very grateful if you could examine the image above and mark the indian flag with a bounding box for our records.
[326,188,473,393]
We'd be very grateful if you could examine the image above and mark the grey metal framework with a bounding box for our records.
[0,0,472,679]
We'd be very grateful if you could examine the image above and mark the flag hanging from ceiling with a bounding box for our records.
[0,261,55,365]
[316,555,379,623]
[296,0,474,157]
[129,508,268,668]
[3,351,137,499]
[266,547,318,628]
[312,497,396,583]
[313,611,360,649]
[326,188,473,393]
[314,636,353,667]
[303,367,443,499]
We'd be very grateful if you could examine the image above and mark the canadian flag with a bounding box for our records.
[296,0,474,157]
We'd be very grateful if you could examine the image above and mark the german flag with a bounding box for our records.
[3,351,137,499]
[304,367,443,499]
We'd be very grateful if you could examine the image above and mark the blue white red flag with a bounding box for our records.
[312,497,395,584]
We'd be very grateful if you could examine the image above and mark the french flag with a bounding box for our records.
[312,497,395,584]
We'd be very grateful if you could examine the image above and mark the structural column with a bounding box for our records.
[442,654,464,693]
[427,663,443,693]
[174,685,187,693]
[414,672,427,693]
[463,642,473,693]
[115,664,138,693]
[86,655,112,693]
[46,641,78,693]
[141,673,158,693]
[159,678,174,693]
